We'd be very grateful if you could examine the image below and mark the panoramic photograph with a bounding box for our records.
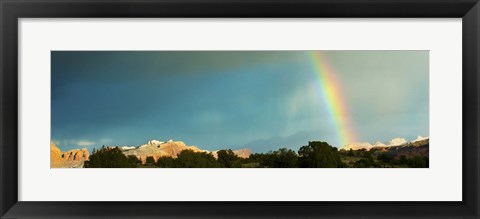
[51,51,429,168]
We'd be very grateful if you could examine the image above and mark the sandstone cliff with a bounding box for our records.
[343,137,429,151]
[211,148,252,159]
[121,140,253,163]
[50,143,63,168]
[50,143,90,168]
[122,140,205,163]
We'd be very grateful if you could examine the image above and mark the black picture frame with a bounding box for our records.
[1,0,479,218]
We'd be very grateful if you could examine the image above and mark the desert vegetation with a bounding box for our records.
[83,140,429,168]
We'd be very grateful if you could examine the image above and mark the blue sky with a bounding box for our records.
[51,51,429,152]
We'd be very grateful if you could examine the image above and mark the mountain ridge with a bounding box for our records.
[118,139,252,163]
[50,143,90,168]
[343,136,429,150]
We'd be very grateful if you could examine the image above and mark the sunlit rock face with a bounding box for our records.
[343,142,373,150]
[372,141,386,147]
[62,148,89,161]
[122,140,205,163]
[119,139,253,163]
[386,138,408,147]
[342,136,429,151]
[50,143,63,167]
[50,143,89,168]
[412,136,428,143]
[210,148,253,159]
[232,148,253,158]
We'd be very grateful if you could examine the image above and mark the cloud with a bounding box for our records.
[51,139,96,148]
[76,140,96,146]
[52,51,429,151]
[51,139,61,146]
[99,138,112,143]
[51,51,306,87]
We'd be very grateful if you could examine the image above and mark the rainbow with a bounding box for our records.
[310,51,357,147]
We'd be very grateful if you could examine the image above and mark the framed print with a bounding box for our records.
[1,0,479,218]
[50,50,430,169]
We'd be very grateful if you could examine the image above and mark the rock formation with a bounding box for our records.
[119,140,253,163]
[210,148,253,159]
[410,137,429,147]
[381,139,429,158]
[387,138,408,147]
[343,142,373,150]
[50,143,90,168]
[61,148,89,161]
[342,136,429,150]
[122,140,205,163]
[232,148,253,158]
[50,143,63,168]
[372,141,386,147]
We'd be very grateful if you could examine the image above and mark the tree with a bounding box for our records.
[217,149,240,168]
[298,141,344,168]
[348,148,354,156]
[272,148,298,168]
[377,153,393,165]
[354,157,376,168]
[363,149,374,159]
[399,155,408,165]
[127,155,141,167]
[248,152,275,167]
[408,156,428,168]
[84,147,135,168]
[175,150,220,168]
[145,156,155,166]
[156,156,177,168]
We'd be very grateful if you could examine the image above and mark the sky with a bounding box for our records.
[51,51,429,152]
